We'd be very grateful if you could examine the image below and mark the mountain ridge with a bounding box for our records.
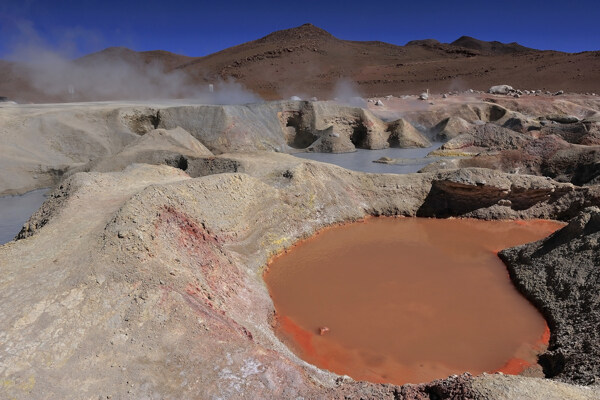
[1,23,599,102]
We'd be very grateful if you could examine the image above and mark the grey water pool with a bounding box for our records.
[0,188,49,245]
[293,143,442,174]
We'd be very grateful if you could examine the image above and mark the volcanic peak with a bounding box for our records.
[256,23,336,44]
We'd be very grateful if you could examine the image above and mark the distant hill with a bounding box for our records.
[75,47,194,69]
[450,36,532,54]
[1,23,599,102]
[405,39,442,47]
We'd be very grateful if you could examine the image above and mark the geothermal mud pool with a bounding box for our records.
[294,144,442,174]
[265,217,564,386]
[0,189,48,244]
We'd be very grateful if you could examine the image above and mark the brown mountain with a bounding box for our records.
[2,23,599,102]
[75,46,194,69]
[450,36,532,54]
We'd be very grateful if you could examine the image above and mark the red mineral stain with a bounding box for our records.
[278,315,317,358]
[496,357,529,375]
[540,324,551,345]
[155,206,241,299]
[154,206,253,341]
[264,217,564,386]
[494,324,551,375]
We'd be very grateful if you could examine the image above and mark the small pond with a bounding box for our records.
[264,217,563,385]
[0,188,49,245]
[292,143,442,174]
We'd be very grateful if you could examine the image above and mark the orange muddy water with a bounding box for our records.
[264,217,564,385]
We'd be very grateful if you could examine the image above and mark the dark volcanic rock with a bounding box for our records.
[185,156,243,177]
[431,123,532,156]
[334,373,475,400]
[499,208,600,385]
[540,122,591,144]
[415,168,600,220]
[542,147,600,185]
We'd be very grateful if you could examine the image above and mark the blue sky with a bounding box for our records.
[1,0,598,59]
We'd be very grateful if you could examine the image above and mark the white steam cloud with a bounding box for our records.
[331,79,367,107]
[3,22,261,104]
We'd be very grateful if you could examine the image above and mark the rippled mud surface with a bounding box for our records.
[265,217,564,385]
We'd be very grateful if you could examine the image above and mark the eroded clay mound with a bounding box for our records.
[430,123,532,156]
[0,100,429,195]
[70,127,213,174]
[2,96,600,196]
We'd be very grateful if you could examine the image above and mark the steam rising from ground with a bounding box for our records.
[331,79,367,107]
[4,27,261,104]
